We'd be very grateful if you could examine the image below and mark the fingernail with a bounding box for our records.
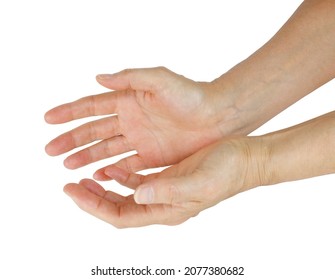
[134,186,154,204]
[96,74,114,80]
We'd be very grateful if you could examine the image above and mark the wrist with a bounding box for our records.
[213,137,273,195]
[198,77,251,138]
[236,136,274,190]
[209,62,290,137]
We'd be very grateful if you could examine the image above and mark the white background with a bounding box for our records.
[1,0,334,279]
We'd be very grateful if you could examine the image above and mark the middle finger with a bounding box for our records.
[45,115,121,156]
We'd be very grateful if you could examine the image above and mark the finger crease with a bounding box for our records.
[95,190,108,210]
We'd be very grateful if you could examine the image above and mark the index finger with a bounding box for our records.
[96,67,173,92]
[44,91,119,124]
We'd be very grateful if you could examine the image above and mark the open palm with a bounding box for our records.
[45,67,226,178]
[63,137,260,228]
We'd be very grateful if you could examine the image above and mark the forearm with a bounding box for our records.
[213,0,335,135]
[260,110,335,186]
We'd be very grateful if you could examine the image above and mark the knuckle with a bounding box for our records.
[85,95,98,116]
[154,66,172,81]
[155,66,168,73]
[123,156,135,173]
[87,121,97,140]
[121,68,134,75]
[167,183,181,205]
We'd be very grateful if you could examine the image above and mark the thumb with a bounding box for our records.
[134,176,194,205]
[96,67,171,91]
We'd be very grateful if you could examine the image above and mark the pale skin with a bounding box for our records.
[61,112,335,228]
[45,0,335,228]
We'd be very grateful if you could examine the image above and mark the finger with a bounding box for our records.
[102,165,158,190]
[93,154,148,180]
[45,116,120,156]
[64,181,131,227]
[64,135,133,169]
[96,67,173,92]
[114,154,149,172]
[64,180,178,228]
[44,91,120,124]
[134,176,198,205]
[79,178,105,196]
[79,178,126,203]
[93,167,114,181]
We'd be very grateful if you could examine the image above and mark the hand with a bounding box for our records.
[63,137,266,228]
[45,67,236,179]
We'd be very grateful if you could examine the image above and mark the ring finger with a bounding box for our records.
[64,135,134,169]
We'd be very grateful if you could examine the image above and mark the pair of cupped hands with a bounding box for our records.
[45,67,267,228]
